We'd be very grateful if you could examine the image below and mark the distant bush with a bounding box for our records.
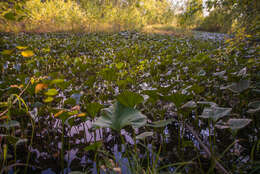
[196,9,232,33]
[24,0,89,32]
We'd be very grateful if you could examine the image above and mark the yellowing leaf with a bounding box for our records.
[43,97,54,103]
[1,49,13,55]
[76,113,86,117]
[21,50,34,57]
[10,84,23,89]
[16,46,28,50]
[0,115,9,120]
[35,83,48,94]
[30,77,35,84]
[54,110,65,118]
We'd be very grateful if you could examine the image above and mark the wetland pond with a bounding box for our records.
[0,31,259,174]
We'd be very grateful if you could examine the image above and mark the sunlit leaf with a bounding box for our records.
[76,113,86,117]
[35,83,48,94]
[43,97,54,103]
[44,88,58,96]
[16,46,28,50]
[21,50,34,57]
[115,62,124,69]
[54,110,65,118]
[1,49,13,55]
[50,79,65,85]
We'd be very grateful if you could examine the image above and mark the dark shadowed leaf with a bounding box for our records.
[136,132,153,140]
[229,79,250,93]
[200,106,232,122]
[147,119,173,128]
[227,119,252,130]
[86,102,103,118]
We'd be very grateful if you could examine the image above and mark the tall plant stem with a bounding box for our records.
[24,120,35,174]
[185,123,230,174]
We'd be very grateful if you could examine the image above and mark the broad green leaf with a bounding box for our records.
[147,119,173,128]
[117,91,144,108]
[229,79,250,93]
[162,93,190,109]
[227,119,252,130]
[43,97,54,103]
[200,106,232,122]
[84,141,102,151]
[16,46,27,50]
[3,12,16,20]
[136,132,153,140]
[86,102,103,118]
[54,110,70,123]
[21,50,35,57]
[1,50,13,55]
[116,62,124,69]
[93,102,147,132]
[50,79,64,85]
[44,89,58,96]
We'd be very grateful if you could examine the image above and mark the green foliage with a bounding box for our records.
[0,31,259,173]
[197,8,232,33]
[93,101,147,131]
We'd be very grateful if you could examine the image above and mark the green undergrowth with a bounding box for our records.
[0,31,259,173]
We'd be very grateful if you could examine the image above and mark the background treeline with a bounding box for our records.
[0,0,259,36]
[0,0,175,32]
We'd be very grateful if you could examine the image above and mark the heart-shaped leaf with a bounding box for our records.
[117,91,144,108]
[162,93,190,109]
[200,106,232,122]
[86,102,103,118]
[93,101,147,132]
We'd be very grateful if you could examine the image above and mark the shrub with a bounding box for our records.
[25,0,89,32]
